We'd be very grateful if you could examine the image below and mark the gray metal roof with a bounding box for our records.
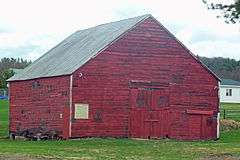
[9,68,23,74]
[8,14,151,81]
[221,79,240,86]
[8,14,220,82]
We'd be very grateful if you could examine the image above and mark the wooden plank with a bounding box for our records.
[186,109,214,115]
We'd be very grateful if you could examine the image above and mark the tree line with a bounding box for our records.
[0,58,31,88]
[200,57,240,81]
[0,56,240,89]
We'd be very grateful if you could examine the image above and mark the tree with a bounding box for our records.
[0,57,32,89]
[0,57,31,72]
[0,70,14,89]
[203,0,240,23]
[199,56,240,81]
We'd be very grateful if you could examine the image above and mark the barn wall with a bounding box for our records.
[71,66,130,137]
[71,17,219,139]
[9,76,70,138]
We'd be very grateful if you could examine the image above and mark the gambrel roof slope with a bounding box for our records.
[8,14,220,81]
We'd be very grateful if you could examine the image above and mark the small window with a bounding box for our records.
[136,91,147,107]
[74,104,89,119]
[158,96,168,107]
[171,74,184,84]
[31,81,40,89]
[226,89,232,96]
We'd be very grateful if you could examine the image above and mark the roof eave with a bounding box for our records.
[220,85,240,88]
[7,74,72,82]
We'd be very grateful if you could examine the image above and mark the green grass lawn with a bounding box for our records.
[0,100,240,160]
[221,103,240,121]
[221,103,240,110]
[0,100,8,137]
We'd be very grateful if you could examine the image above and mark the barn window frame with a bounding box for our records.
[31,81,41,89]
[74,103,89,119]
[136,91,146,107]
[226,89,232,96]
[157,96,169,107]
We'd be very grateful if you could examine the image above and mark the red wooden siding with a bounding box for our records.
[9,76,70,139]
[70,17,219,140]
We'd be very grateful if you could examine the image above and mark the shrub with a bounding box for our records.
[220,119,240,131]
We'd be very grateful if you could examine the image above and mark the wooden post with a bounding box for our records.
[223,109,226,119]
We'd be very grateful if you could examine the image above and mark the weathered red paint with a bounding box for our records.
[9,17,219,140]
[9,76,70,139]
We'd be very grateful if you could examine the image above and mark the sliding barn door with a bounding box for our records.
[130,87,169,139]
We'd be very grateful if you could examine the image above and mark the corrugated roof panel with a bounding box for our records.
[8,14,150,81]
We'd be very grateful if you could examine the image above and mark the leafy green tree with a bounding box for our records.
[0,57,31,89]
[0,70,14,88]
[203,0,240,23]
[200,57,240,81]
[0,57,31,72]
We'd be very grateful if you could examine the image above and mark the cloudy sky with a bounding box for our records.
[0,0,239,61]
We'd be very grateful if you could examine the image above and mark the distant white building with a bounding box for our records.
[220,79,240,103]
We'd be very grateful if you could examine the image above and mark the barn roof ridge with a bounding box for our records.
[75,14,152,33]
[8,14,151,81]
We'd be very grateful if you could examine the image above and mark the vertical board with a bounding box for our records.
[63,106,70,139]
[188,115,201,139]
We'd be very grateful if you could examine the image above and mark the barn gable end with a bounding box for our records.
[70,16,219,139]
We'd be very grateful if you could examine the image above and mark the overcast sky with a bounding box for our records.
[0,0,239,61]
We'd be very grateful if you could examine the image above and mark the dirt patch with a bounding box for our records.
[0,154,57,160]
[200,153,240,160]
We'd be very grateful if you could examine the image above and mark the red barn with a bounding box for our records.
[8,14,220,140]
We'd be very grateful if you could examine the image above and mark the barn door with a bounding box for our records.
[130,87,169,139]
[150,89,169,138]
[187,110,217,140]
[201,115,216,139]
[130,88,151,138]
